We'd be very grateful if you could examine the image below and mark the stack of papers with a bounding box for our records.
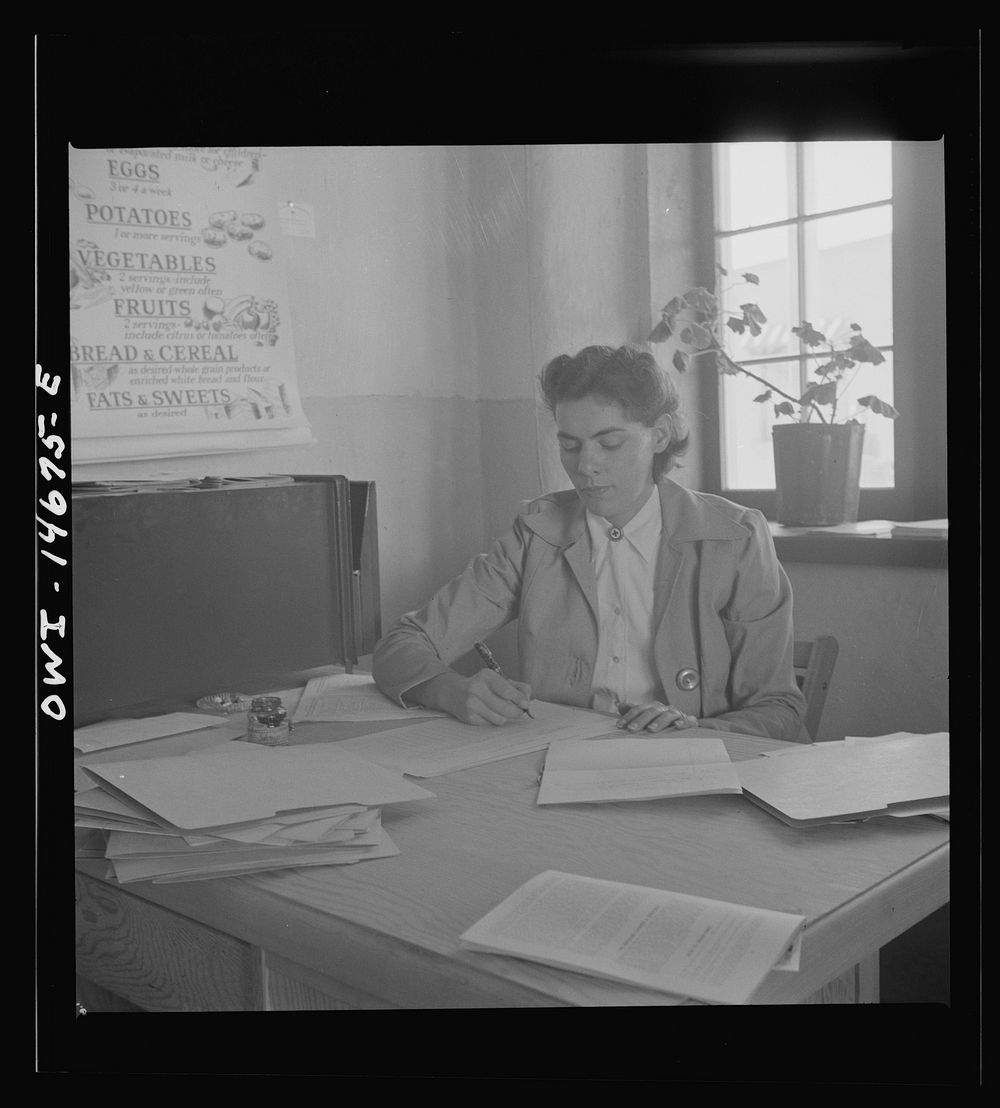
[536,731,741,805]
[71,477,205,497]
[75,740,435,883]
[196,475,295,490]
[71,475,295,497]
[460,870,805,1005]
[737,732,949,826]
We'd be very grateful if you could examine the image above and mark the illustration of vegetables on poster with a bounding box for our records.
[69,147,313,463]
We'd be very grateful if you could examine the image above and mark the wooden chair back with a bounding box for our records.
[793,635,840,742]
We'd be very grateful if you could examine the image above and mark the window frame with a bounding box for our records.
[693,141,946,523]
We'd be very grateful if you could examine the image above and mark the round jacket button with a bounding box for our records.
[676,667,700,691]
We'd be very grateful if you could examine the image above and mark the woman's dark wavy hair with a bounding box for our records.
[539,344,689,480]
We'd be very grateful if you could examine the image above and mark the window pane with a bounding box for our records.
[803,207,893,348]
[802,141,892,214]
[720,361,801,489]
[716,143,792,230]
[718,226,799,362]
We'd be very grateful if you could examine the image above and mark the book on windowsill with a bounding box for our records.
[804,519,896,536]
[890,519,948,539]
[459,870,805,1005]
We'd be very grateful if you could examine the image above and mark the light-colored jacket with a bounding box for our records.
[373,479,806,742]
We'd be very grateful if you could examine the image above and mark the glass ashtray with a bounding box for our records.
[195,692,253,714]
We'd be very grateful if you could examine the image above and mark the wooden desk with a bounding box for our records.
[75,722,949,1010]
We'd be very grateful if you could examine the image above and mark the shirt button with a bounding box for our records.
[612,656,620,663]
[614,606,622,615]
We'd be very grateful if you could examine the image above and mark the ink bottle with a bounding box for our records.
[246,696,291,746]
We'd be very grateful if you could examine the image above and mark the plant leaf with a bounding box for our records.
[753,390,772,403]
[715,262,728,277]
[683,287,717,314]
[774,401,796,418]
[792,322,827,347]
[847,334,886,365]
[680,322,714,350]
[648,319,673,343]
[857,395,899,419]
[741,303,767,326]
[800,381,837,407]
[672,348,689,373]
[742,272,760,285]
[717,351,743,376]
[726,316,746,335]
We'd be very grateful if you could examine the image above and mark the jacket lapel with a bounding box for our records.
[653,480,746,636]
[562,534,599,629]
[520,491,598,630]
[652,533,683,632]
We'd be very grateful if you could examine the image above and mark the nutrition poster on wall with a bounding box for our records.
[68,146,313,463]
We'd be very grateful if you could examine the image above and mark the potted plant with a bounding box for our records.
[649,265,898,526]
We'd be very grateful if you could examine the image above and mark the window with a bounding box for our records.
[713,141,896,493]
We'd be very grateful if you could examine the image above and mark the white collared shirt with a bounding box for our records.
[585,487,665,714]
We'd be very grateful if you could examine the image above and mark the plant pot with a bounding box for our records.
[772,422,865,526]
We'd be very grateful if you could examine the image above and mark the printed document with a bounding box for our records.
[460,870,804,1005]
[536,732,741,805]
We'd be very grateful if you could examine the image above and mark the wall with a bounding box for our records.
[73,144,684,664]
[784,562,949,742]
[74,146,487,627]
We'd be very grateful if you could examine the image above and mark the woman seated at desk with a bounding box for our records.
[373,344,806,742]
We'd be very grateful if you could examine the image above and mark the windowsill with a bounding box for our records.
[769,523,948,568]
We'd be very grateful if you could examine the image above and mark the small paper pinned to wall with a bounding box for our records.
[279,200,316,237]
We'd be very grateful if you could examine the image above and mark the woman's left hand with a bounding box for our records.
[616,702,699,733]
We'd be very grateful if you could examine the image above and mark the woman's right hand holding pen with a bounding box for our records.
[408,670,534,726]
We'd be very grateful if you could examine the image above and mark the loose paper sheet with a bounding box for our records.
[335,700,620,778]
[73,712,234,753]
[460,870,804,1005]
[536,734,741,805]
[293,673,446,723]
